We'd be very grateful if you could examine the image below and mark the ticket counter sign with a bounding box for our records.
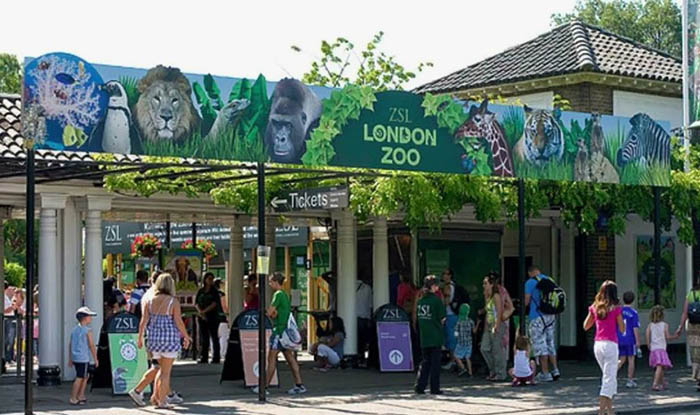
[375,304,413,372]
[236,310,278,387]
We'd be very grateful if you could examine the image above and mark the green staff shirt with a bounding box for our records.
[417,291,446,348]
[271,290,291,336]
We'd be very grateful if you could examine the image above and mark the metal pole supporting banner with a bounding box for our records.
[25,142,36,415]
[257,162,266,403]
[653,187,662,306]
[518,178,526,334]
[165,221,171,249]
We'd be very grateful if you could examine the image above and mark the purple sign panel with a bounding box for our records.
[377,322,413,372]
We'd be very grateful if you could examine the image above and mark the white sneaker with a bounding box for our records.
[288,385,307,395]
[625,379,638,388]
[167,391,184,404]
[128,389,146,407]
[252,386,269,396]
[551,368,561,380]
[535,372,553,382]
[441,362,455,371]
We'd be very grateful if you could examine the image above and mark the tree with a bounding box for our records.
[552,0,682,57]
[4,260,26,288]
[0,53,22,94]
[291,32,432,91]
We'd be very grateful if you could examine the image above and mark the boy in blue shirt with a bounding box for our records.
[617,291,641,388]
[69,306,98,405]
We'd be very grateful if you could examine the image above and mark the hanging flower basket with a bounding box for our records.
[181,239,218,260]
[131,233,162,258]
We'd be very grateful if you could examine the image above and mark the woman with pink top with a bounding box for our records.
[584,280,626,415]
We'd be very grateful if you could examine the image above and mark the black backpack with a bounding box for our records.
[535,276,566,315]
[689,291,700,325]
[449,284,470,314]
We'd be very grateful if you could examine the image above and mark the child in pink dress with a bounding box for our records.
[646,305,679,391]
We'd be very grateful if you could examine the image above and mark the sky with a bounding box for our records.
[4,0,582,89]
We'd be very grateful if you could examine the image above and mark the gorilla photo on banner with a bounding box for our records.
[264,78,322,164]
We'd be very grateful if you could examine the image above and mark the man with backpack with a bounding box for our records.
[524,265,563,382]
[441,269,470,370]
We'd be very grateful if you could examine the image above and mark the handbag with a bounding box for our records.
[279,313,303,351]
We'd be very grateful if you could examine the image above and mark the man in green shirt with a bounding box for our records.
[255,272,306,396]
[415,275,446,395]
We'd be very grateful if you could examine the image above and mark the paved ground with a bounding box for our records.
[1,356,700,415]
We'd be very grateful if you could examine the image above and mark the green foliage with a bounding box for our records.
[193,74,223,136]
[516,158,574,182]
[118,76,140,110]
[560,118,592,162]
[0,53,22,94]
[552,0,681,57]
[302,84,375,166]
[229,74,271,146]
[140,128,265,163]
[501,107,524,150]
[4,260,26,288]
[292,32,433,91]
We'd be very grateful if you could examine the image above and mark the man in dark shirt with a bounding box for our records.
[414,275,446,395]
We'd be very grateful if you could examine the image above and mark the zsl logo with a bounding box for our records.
[382,308,401,320]
[243,314,259,328]
[417,305,432,318]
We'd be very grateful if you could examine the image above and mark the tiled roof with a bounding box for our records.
[414,20,682,94]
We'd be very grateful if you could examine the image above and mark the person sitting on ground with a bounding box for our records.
[69,306,98,405]
[310,316,346,371]
[509,334,537,387]
[453,303,476,377]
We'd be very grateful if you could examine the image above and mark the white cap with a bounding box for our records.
[75,306,97,317]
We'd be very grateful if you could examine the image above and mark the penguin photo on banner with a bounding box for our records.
[90,80,142,154]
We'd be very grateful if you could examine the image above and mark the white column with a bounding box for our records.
[61,198,82,380]
[83,196,112,339]
[336,210,358,355]
[38,194,66,385]
[373,217,389,311]
[228,218,245,320]
[559,224,577,347]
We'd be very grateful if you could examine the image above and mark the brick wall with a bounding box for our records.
[554,83,613,114]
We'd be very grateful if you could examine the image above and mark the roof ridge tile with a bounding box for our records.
[569,20,597,71]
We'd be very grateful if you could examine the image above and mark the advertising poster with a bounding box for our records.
[377,322,414,372]
[636,236,676,309]
[23,52,671,186]
[108,333,150,395]
[235,310,278,387]
[240,330,278,387]
[375,304,413,372]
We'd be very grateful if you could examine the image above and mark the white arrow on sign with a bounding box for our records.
[270,196,288,209]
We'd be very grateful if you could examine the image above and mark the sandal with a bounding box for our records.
[156,402,174,410]
[652,384,664,391]
[78,399,87,405]
[69,399,80,405]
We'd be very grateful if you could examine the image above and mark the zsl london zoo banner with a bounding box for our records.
[23,52,671,186]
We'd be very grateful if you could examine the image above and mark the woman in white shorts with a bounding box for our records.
[136,273,191,409]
